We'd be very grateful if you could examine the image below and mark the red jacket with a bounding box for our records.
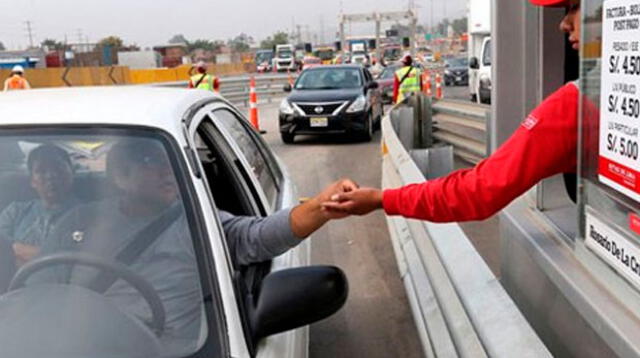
[383,82,579,222]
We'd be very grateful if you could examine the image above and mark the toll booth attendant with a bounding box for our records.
[323,0,584,222]
[3,66,31,92]
[188,61,220,93]
[393,55,423,104]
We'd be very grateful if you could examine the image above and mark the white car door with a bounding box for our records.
[187,101,309,358]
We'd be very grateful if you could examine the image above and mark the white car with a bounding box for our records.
[0,87,347,358]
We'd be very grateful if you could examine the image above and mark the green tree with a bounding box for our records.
[41,38,67,51]
[451,17,468,35]
[168,34,188,44]
[0,41,5,51]
[436,19,450,37]
[97,36,139,51]
[98,36,124,49]
[228,33,253,52]
[260,31,289,49]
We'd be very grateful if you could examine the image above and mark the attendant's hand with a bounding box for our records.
[290,178,359,238]
[314,178,360,220]
[322,187,384,216]
[12,243,40,267]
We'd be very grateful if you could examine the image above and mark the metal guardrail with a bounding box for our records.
[381,96,551,358]
[154,74,295,106]
[431,98,490,164]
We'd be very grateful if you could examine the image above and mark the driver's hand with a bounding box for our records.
[12,243,40,267]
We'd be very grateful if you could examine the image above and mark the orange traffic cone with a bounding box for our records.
[249,76,266,134]
[423,71,432,97]
[435,73,442,100]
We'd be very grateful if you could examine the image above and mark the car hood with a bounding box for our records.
[287,88,363,103]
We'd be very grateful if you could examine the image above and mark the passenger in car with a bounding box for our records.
[0,144,77,266]
[38,139,356,342]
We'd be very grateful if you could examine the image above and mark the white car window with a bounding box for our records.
[212,109,280,208]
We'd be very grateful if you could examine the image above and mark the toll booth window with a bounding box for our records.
[579,0,640,292]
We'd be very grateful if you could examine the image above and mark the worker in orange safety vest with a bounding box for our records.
[3,66,31,92]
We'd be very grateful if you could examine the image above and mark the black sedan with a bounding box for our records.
[279,65,384,143]
[443,57,469,86]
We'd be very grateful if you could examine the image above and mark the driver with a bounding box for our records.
[37,138,355,343]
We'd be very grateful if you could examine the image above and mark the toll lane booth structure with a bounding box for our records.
[382,0,640,357]
[495,0,640,357]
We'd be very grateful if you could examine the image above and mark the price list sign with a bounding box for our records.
[600,0,640,201]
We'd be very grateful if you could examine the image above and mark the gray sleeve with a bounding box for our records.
[219,208,301,266]
[0,202,20,242]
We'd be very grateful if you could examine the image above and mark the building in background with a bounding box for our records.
[153,43,188,68]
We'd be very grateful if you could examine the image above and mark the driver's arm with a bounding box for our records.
[220,209,299,266]
[220,179,357,265]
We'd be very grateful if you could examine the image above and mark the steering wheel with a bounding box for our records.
[8,252,166,336]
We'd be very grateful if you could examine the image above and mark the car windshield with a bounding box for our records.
[482,40,492,66]
[295,68,362,90]
[314,50,334,60]
[384,48,401,58]
[278,50,293,59]
[256,51,273,63]
[379,66,400,79]
[446,57,469,67]
[0,129,211,358]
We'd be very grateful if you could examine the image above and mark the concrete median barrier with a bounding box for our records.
[0,63,247,89]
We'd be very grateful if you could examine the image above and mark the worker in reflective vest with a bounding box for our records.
[3,66,31,92]
[323,0,584,223]
[392,55,422,104]
[188,61,219,93]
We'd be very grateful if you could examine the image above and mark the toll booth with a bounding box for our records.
[494,1,640,357]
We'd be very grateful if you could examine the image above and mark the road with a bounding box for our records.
[256,103,424,358]
[442,83,469,101]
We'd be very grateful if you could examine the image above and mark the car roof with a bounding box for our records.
[306,65,363,71]
[0,86,221,134]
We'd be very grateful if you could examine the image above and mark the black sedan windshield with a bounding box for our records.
[446,57,469,67]
[295,68,362,90]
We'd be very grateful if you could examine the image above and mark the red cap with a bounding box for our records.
[529,0,571,7]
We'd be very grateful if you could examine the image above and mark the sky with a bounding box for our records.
[0,0,466,50]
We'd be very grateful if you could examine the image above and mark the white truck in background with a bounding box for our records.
[274,44,298,72]
[468,0,492,104]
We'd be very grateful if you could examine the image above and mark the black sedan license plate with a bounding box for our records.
[310,117,328,127]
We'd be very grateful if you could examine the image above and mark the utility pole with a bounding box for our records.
[76,29,84,52]
[431,0,435,38]
[24,21,34,49]
[320,15,325,44]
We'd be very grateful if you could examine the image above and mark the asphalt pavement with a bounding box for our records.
[255,104,424,358]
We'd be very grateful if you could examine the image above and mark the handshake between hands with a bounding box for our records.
[290,178,384,238]
[316,178,384,218]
